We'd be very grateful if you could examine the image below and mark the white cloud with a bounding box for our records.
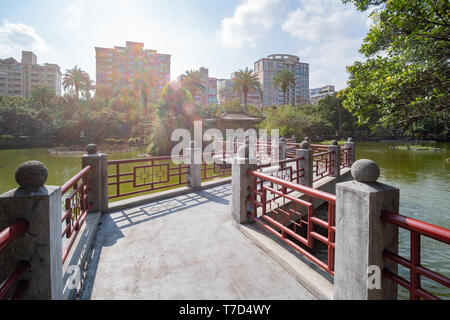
[220,0,287,48]
[0,20,53,57]
[299,37,363,89]
[282,7,367,42]
[281,0,369,89]
[66,5,81,30]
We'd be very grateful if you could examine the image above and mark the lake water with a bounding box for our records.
[0,142,449,299]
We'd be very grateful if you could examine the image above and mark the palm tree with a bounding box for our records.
[81,78,95,100]
[273,69,296,106]
[133,68,158,117]
[232,67,260,114]
[179,70,205,100]
[63,66,90,99]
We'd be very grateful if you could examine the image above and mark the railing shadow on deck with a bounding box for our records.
[111,184,231,230]
[79,184,232,300]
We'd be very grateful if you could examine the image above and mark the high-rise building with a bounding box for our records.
[0,51,62,98]
[208,77,218,105]
[194,67,209,107]
[217,78,234,104]
[310,85,335,105]
[95,41,170,99]
[254,54,309,107]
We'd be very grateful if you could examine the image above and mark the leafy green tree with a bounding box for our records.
[0,96,37,136]
[260,105,334,140]
[317,93,358,138]
[30,86,56,110]
[273,69,296,106]
[342,0,450,137]
[232,67,261,114]
[147,82,196,155]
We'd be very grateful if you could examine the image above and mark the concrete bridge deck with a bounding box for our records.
[79,183,316,300]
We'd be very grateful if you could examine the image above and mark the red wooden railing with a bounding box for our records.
[286,142,301,158]
[312,150,334,182]
[107,157,189,200]
[201,154,231,181]
[62,165,92,264]
[311,144,329,154]
[0,219,30,300]
[213,139,280,164]
[340,147,351,169]
[257,157,304,185]
[381,211,450,300]
[249,170,337,275]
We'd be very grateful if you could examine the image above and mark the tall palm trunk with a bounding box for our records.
[243,89,248,114]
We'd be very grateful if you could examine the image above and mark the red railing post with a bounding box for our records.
[410,231,421,300]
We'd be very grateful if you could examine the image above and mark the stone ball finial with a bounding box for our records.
[300,141,310,149]
[331,140,338,145]
[351,159,380,183]
[280,137,286,143]
[15,161,48,189]
[87,144,98,154]
[348,137,354,142]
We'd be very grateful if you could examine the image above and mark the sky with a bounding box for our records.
[0,0,372,91]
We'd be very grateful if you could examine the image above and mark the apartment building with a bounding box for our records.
[208,77,218,105]
[0,51,62,98]
[310,85,335,106]
[254,54,309,107]
[95,41,170,99]
[217,78,233,105]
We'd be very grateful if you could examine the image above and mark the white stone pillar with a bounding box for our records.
[328,140,340,178]
[231,142,257,224]
[335,159,399,300]
[187,141,202,189]
[279,137,286,161]
[82,144,105,213]
[296,140,313,187]
[0,161,63,299]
